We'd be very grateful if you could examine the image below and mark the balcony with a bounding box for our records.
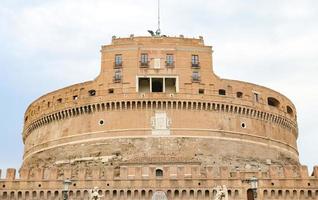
[113,76,122,83]
[140,61,150,68]
[165,61,175,68]
[114,62,123,69]
[191,62,200,68]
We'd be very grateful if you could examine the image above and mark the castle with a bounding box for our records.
[0,35,317,199]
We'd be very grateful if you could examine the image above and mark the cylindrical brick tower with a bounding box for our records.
[22,36,298,172]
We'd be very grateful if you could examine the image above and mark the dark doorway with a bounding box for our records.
[152,78,163,92]
[247,189,254,200]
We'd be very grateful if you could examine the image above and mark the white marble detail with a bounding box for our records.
[151,111,171,136]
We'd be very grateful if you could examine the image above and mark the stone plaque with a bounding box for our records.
[152,191,168,200]
[154,58,161,69]
[151,111,171,136]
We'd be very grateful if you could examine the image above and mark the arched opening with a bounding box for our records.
[141,190,146,197]
[127,190,131,198]
[182,190,187,197]
[190,190,194,197]
[247,189,255,200]
[10,191,15,198]
[40,191,44,198]
[267,97,280,107]
[197,190,202,198]
[174,190,179,198]
[205,190,210,197]
[18,191,22,199]
[156,169,163,177]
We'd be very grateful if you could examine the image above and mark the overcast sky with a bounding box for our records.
[0,0,317,176]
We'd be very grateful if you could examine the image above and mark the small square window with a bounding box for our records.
[108,89,114,94]
[73,95,78,100]
[218,89,226,95]
[236,92,243,98]
[57,98,62,103]
[199,89,205,94]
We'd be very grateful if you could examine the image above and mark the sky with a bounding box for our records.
[0,0,317,176]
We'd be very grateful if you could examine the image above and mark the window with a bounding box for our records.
[88,90,96,96]
[108,88,114,94]
[191,55,200,67]
[166,54,174,67]
[267,97,280,107]
[114,69,122,82]
[140,53,149,67]
[236,92,243,98]
[287,106,293,115]
[156,169,163,177]
[192,72,200,82]
[73,95,78,100]
[199,89,205,94]
[253,93,259,102]
[57,98,62,103]
[114,54,122,67]
[218,89,226,95]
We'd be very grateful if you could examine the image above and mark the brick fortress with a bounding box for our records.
[0,35,317,199]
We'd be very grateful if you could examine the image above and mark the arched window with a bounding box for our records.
[156,169,163,177]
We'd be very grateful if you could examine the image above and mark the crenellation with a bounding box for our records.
[300,165,309,178]
[6,168,16,180]
[220,166,229,179]
[313,166,318,178]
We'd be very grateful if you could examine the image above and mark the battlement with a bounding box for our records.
[1,165,318,182]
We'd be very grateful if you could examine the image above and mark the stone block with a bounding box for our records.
[19,168,29,180]
[299,165,309,178]
[312,166,318,178]
[6,168,16,180]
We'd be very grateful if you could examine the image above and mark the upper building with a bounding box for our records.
[22,35,298,170]
[1,35,316,200]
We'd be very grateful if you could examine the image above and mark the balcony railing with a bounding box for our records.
[113,76,122,83]
[165,61,175,68]
[140,61,150,68]
[114,62,123,68]
[191,76,201,82]
[191,62,200,68]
